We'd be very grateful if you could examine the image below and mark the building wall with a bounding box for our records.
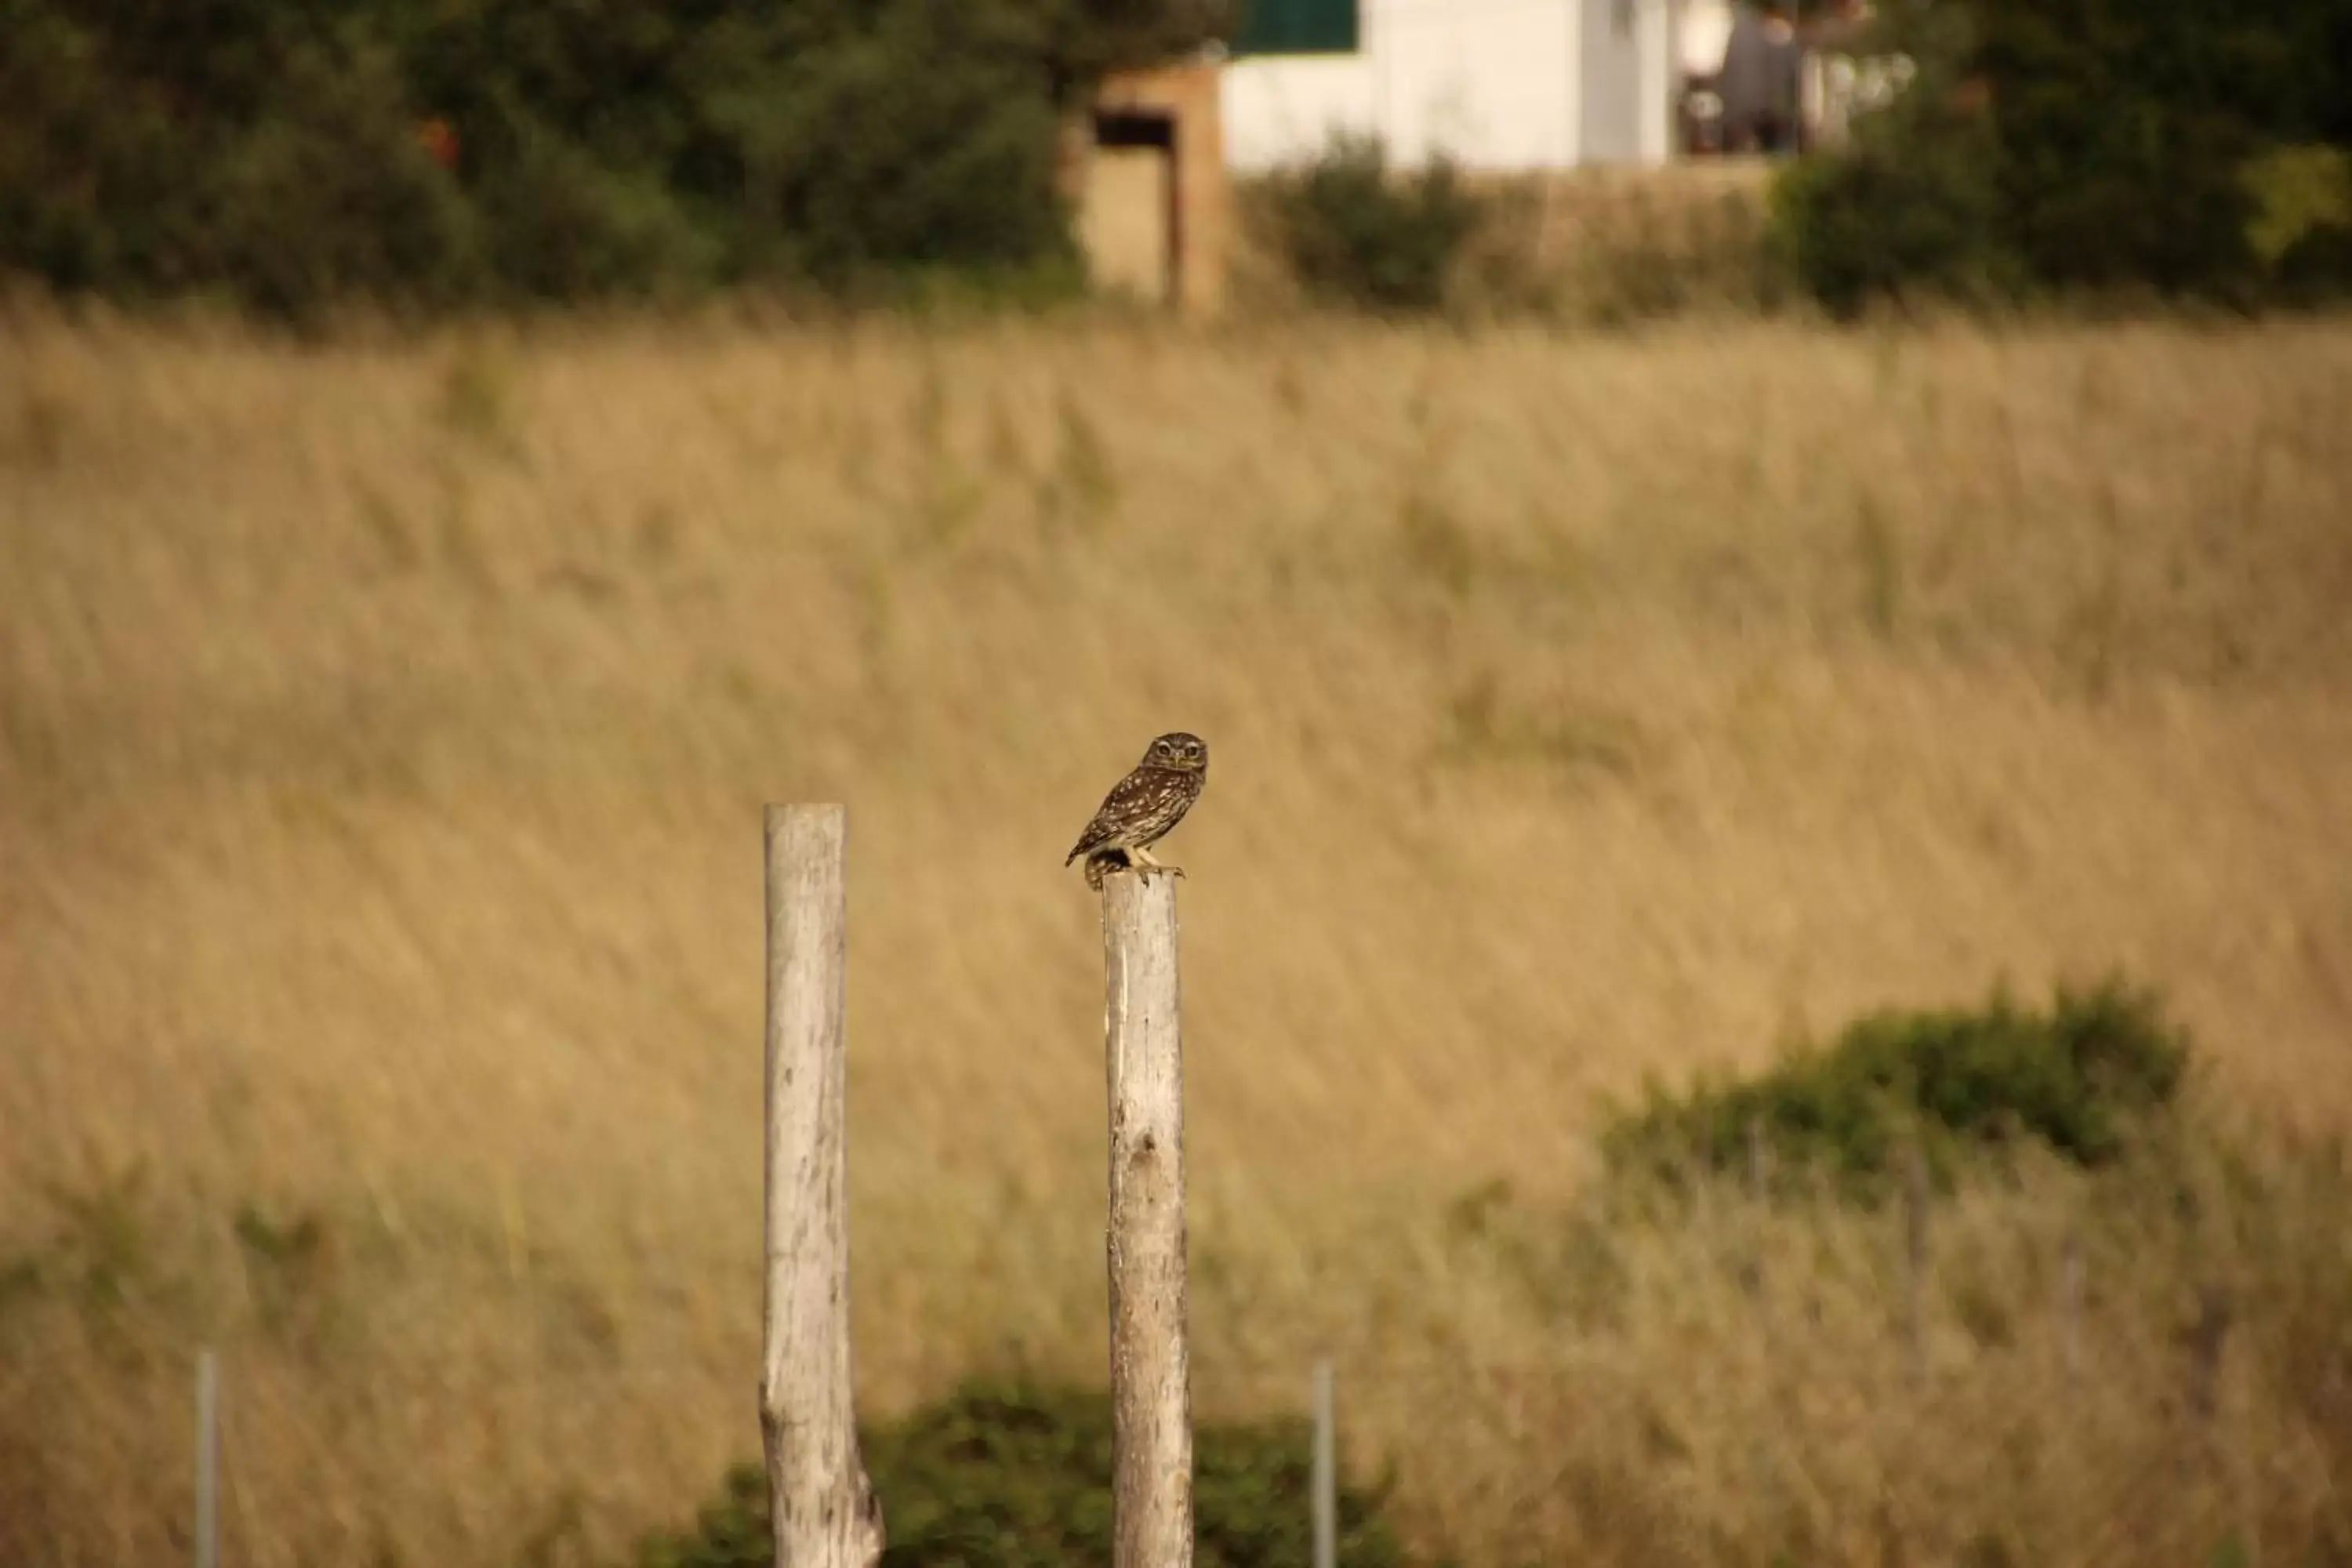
[1218,53,1382,171]
[1637,0,1678,162]
[1221,0,1682,172]
[1580,0,1645,163]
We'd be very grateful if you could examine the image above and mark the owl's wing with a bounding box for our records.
[1065,770,1163,863]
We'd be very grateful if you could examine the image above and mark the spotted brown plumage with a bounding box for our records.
[1065,732,1208,889]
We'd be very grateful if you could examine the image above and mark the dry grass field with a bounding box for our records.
[3,306,2351,1566]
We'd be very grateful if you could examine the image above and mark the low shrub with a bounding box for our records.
[1769,112,2013,318]
[1573,180,1787,324]
[1769,5,2016,317]
[1248,132,1498,314]
[637,1381,1406,1568]
[1600,980,2190,1192]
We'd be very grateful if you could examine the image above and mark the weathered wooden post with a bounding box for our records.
[761,805,884,1568]
[1099,871,1195,1568]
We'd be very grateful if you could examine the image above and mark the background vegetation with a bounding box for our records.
[1772,0,2352,313]
[4,310,2350,1564]
[637,1383,1406,1568]
[5,0,2350,320]
[1602,982,2190,1190]
[0,0,1227,318]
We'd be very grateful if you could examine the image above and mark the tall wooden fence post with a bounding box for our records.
[762,804,884,1568]
[1100,872,1195,1568]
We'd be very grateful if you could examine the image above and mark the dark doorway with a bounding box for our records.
[1088,109,1181,306]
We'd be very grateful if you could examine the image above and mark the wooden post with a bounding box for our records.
[1100,871,1195,1568]
[1312,1359,1336,1568]
[194,1348,218,1568]
[761,805,884,1568]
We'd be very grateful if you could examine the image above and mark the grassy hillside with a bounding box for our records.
[3,309,2350,1565]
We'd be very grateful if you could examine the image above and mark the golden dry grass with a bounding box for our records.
[3,306,2351,1566]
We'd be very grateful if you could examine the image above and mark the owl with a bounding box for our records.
[1065,732,1209,891]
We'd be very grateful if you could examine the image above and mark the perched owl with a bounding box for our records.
[1065,732,1209,891]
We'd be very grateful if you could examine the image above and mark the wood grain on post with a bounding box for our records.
[761,805,884,1568]
[1100,871,1195,1568]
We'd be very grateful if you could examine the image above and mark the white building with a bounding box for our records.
[1221,0,1742,172]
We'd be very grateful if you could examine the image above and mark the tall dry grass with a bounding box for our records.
[3,307,2350,1566]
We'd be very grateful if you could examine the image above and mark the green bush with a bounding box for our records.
[200,40,488,320]
[1769,123,2012,318]
[1773,0,2352,310]
[1972,0,2347,299]
[1250,132,1497,314]
[2241,143,2352,299]
[1601,981,2190,1192]
[1769,7,2015,318]
[636,1381,1406,1568]
[404,0,1082,294]
[1573,187,1787,325]
[0,2,481,320]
